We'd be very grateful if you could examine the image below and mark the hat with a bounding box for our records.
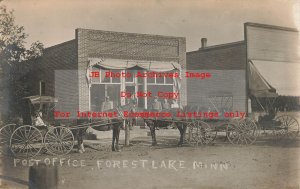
[154,96,158,99]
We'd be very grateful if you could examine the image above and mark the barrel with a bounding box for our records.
[29,164,58,189]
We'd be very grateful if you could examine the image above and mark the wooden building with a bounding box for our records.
[187,22,299,114]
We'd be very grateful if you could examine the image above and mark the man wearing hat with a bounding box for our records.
[101,96,114,111]
[151,96,162,111]
[162,99,170,110]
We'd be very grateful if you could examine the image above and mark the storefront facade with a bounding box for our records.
[30,29,186,115]
[88,59,181,111]
[77,29,186,112]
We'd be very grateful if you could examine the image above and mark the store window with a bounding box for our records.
[91,67,121,84]
[125,70,134,83]
[146,71,176,85]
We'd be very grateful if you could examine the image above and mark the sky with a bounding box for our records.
[2,0,299,51]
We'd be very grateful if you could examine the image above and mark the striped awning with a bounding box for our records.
[88,58,181,72]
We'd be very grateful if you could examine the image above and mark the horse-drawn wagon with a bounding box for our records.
[143,60,299,147]
[186,61,299,146]
[143,95,298,148]
[0,95,128,158]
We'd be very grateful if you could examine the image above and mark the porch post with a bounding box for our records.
[144,70,147,109]
[120,70,125,106]
[122,69,130,146]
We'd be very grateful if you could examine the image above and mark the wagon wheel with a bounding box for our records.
[188,121,201,145]
[44,126,74,155]
[0,124,17,155]
[226,118,257,145]
[10,125,43,158]
[273,115,299,140]
[189,120,216,145]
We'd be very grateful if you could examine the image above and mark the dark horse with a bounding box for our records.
[73,104,134,153]
[143,107,190,147]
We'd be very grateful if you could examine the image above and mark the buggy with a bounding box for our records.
[0,95,125,158]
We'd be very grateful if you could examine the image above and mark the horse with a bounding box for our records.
[73,104,134,153]
[143,106,190,147]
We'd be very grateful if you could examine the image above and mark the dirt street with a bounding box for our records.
[1,112,300,189]
[1,130,300,189]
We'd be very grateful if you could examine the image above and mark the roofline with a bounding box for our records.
[44,39,76,51]
[187,40,245,54]
[245,22,298,32]
[75,28,185,40]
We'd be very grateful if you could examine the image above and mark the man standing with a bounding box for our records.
[127,94,137,128]
[162,99,170,110]
[101,96,113,111]
[151,96,162,130]
[171,99,179,109]
[151,96,162,111]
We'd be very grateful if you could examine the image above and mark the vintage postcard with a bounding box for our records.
[0,0,299,188]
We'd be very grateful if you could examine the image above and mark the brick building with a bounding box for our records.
[186,22,299,114]
[29,29,186,117]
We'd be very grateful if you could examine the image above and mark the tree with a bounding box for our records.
[0,2,44,123]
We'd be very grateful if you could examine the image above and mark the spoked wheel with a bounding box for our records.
[0,124,17,155]
[226,118,258,145]
[10,125,43,158]
[44,126,74,156]
[188,121,201,145]
[189,120,216,145]
[273,115,299,140]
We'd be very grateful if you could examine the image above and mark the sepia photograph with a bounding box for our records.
[0,0,299,188]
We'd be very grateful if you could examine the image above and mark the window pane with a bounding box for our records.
[91,85,105,111]
[101,69,110,83]
[137,72,144,84]
[156,75,164,84]
[166,71,174,84]
[91,67,100,83]
[107,84,121,108]
[125,70,134,83]
[111,70,120,83]
[147,76,155,83]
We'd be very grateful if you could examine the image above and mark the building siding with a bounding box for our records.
[187,41,246,70]
[31,40,79,113]
[186,42,247,112]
